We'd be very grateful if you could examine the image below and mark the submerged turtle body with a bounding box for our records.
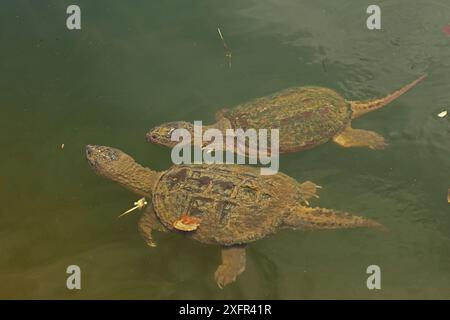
[153,164,302,245]
[147,75,426,153]
[217,87,352,152]
[86,145,386,288]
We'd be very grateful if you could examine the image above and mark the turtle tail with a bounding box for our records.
[349,74,427,119]
[283,206,387,232]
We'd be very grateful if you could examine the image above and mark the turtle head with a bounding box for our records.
[86,145,156,197]
[86,145,132,178]
[146,121,194,147]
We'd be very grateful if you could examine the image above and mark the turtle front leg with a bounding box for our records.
[333,125,387,150]
[215,245,246,288]
[138,205,166,248]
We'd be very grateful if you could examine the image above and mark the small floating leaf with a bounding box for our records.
[173,214,201,231]
[437,110,448,118]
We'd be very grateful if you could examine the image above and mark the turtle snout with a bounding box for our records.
[146,131,158,142]
[85,145,100,164]
[86,145,95,157]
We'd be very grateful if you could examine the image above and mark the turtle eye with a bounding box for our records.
[103,150,118,161]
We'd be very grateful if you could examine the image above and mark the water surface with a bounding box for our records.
[0,0,449,299]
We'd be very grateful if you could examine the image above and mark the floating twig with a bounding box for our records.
[217,27,232,68]
[118,197,147,218]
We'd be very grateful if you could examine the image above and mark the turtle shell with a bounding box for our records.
[218,87,352,153]
[152,164,298,245]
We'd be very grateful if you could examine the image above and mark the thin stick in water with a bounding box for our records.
[217,27,232,68]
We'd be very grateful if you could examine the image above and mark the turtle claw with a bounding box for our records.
[298,181,321,204]
[147,241,157,248]
[214,264,243,289]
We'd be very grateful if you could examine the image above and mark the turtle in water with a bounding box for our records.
[86,144,385,287]
[147,75,426,154]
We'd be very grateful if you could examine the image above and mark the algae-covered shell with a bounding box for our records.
[218,87,352,153]
[152,164,302,245]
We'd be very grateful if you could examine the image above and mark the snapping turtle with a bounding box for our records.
[147,75,426,153]
[86,144,385,287]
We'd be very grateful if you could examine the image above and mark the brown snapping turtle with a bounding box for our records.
[147,75,426,153]
[86,145,385,288]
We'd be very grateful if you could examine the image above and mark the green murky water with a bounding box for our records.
[1,0,450,299]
